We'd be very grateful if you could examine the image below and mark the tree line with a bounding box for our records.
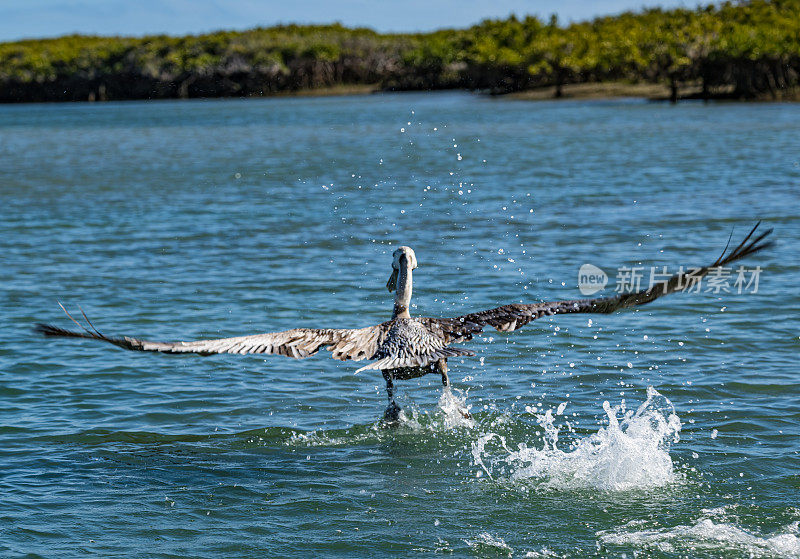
[0,0,798,103]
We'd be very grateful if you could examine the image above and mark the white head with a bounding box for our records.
[387,246,418,292]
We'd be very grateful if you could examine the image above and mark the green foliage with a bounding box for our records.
[1,0,798,101]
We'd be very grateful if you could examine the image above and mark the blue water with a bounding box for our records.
[1,93,799,558]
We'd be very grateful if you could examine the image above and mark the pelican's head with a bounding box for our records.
[387,246,417,292]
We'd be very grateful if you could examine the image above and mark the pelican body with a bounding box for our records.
[37,224,772,422]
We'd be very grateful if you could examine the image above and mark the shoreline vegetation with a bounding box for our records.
[1,0,798,104]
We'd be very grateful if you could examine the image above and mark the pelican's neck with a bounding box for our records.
[392,265,413,319]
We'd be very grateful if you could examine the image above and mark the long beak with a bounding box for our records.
[386,268,398,292]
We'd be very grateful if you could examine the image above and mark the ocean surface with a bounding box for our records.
[1,92,798,558]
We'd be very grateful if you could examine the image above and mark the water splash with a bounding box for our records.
[472,387,682,491]
[437,386,474,429]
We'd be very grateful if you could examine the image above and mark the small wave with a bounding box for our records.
[599,517,800,557]
[35,429,216,445]
[286,422,384,447]
[37,426,298,447]
[471,387,682,491]
[521,548,563,558]
[464,532,513,556]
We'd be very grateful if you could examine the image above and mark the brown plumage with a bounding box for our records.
[36,222,773,421]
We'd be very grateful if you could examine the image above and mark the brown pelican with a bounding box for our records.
[37,223,772,422]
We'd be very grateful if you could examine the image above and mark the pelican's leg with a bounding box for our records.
[382,369,401,422]
[435,358,471,419]
[437,358,450,387]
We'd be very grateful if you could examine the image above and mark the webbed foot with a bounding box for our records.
[383,402,402,424]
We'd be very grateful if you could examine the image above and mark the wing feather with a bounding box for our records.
[35,320,388,362]
[430,222,773,343]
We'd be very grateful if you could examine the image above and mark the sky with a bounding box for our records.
[1,0,704,42]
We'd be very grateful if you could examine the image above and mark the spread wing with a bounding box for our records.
[430,222,773,343]
[36,307,388,362]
